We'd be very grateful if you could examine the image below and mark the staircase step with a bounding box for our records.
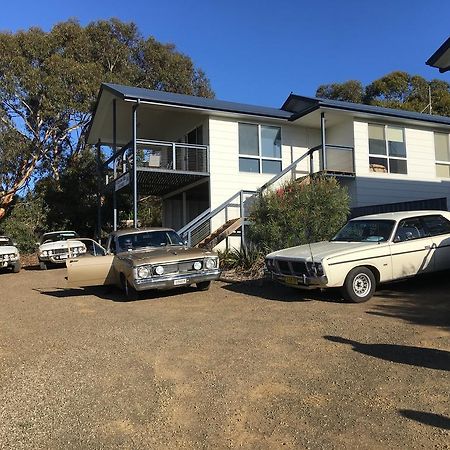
[197,217,243,249]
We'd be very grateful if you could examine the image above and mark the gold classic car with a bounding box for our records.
[66,228,220,299]
[265,211,450,303]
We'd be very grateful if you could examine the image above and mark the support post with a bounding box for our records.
[320,112,326,171]
[172,142,176,170]
[240,190,245,248]
[132,102,139,228]
[112,99,118,231]
[96,141,102,243]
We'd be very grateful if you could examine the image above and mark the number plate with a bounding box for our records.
[174,278,187,286]
[284,276,298,285]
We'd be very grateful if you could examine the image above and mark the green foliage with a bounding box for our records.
[248,176,350,253]
[0,194,48,253]
[316,80,364,103]
[35,147,107,237]
[218,244,264,271]
[138,196,162,227]
[0,18,214,219]
[316,71,450,116]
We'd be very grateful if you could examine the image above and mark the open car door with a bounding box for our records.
[66,239,116,287]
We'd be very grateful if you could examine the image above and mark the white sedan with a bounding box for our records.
[265,210,450,302]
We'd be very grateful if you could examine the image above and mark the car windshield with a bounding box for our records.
[41,231,79,244]
[0,237,13,246]
[332,220,395,243]
[117,230,184,252]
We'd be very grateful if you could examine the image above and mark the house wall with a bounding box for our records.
[351,121,450,208]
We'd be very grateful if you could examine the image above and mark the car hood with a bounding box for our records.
[0,245,19,255]
[39,240,85,251]
[267,241,389,262]
[117,246,217,265]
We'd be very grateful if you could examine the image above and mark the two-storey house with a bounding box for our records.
[87,83,450,248]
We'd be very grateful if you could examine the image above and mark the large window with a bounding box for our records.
[434,132,450,178]
[239,123,282,174]
[368,124,407,174]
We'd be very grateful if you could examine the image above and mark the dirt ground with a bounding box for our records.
[0,264,449,449]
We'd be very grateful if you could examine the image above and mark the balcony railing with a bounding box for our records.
[104,139,209,186]
[135,139,209,173]
[317,144,355,174]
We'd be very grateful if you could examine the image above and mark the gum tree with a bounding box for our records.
[0,19,214,220]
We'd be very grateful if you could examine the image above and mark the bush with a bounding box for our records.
[0,195,48,253]
[248,176,350,253]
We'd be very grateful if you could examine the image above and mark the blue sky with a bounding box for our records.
[0,0,448,107]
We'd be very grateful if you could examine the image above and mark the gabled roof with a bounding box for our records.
[282,94,450,126]
[101,83,293,120]
[426,37,450,73]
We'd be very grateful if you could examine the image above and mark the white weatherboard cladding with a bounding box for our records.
[352,121,450,207]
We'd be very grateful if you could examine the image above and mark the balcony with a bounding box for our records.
[104,139,210,196]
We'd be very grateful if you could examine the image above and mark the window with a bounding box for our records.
[421,215,450,236]
[239,123,281,174]
[434,132,450,178]
[394,218,426,242]
[368,124,407,174]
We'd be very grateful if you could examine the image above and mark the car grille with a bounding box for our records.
[275,259,309,276]
[52,248,69,255]
[152,259,203,276]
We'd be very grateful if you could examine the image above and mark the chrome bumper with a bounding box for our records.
[1,259,19,268]
[266,270,328,290]
[132,269,221,291]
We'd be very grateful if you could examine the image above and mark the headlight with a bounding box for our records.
[307,262,324,276]
[137,266,150,279]
[193,261,202,270]
[41,250,48,257]
[48,250,53,256]
[155,265,164,275]
[205,258,217,270]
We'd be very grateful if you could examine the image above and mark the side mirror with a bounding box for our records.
[13,242,18,247]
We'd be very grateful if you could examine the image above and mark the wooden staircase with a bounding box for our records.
[197,217,242,249]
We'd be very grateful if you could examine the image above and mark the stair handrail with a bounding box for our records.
[258,149,313,194]
[177,189,256,245]
[177,207,211,237]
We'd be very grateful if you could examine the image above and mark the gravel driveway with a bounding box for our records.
[0,266,449,449]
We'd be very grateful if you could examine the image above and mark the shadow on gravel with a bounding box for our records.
[368,272,450,329]
[221,279,342,303]
[25,264,65,271]
[35,285,198,302]
[399,410,450,430]
[325,336,450,371]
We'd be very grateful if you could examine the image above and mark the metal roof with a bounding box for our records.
[426,37,450,73]
[282,94,450,126]
[102,83,293,120]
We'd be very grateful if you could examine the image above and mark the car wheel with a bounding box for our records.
[39,261,47,270]
[196,281,211,291]
[120,273,139,301]
[341,267,376,303]
[12,262,21,273]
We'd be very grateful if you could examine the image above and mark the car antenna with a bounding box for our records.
[306,225,316,273]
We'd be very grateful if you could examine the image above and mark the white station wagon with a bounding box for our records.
[265,210,450,302]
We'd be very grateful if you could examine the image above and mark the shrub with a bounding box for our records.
[248,176,350,253]
[0,195,48,253]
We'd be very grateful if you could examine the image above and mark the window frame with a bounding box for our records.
[368,123,407,175]
[434,132,450,179]
[238,122,282,174]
